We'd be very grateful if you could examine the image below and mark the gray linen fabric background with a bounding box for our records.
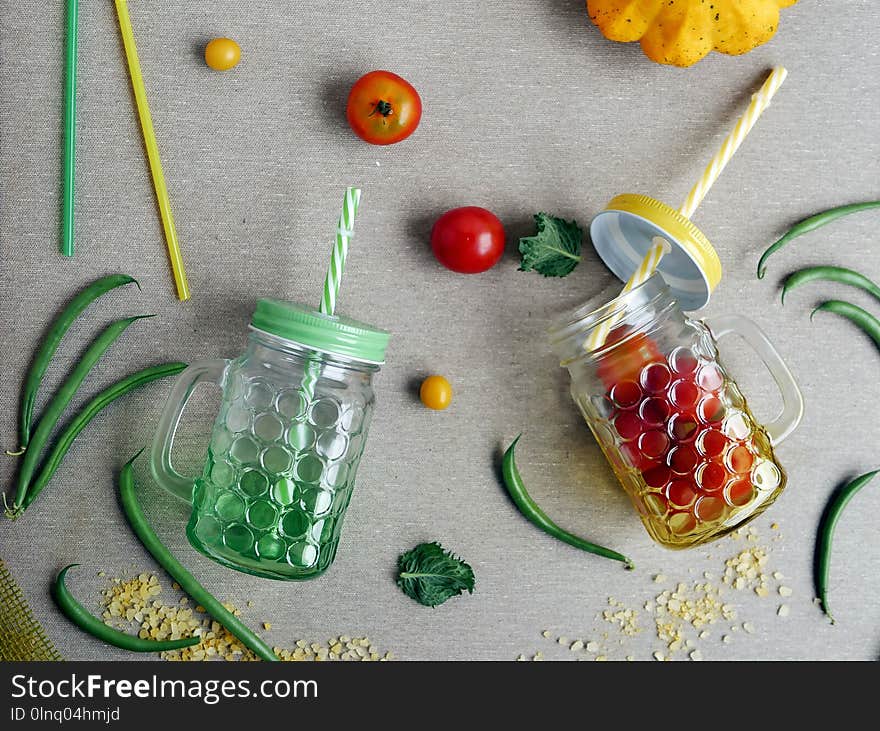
[1,1,878,661]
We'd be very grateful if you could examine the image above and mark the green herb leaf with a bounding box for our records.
[397,542,475,608]
[518,213,583,278]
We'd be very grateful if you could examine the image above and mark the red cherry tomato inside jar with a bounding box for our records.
[430,207,505,274]
[346,70,422,145]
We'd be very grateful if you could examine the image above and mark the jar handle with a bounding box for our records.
[150,359,230,503]
[704,315,803,445]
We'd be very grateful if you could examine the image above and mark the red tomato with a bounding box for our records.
[430,207,505,274]
[346,71,422,145]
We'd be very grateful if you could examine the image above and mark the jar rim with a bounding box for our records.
[248,326,382,370]
[250,299,389,365]
[548,273,673,364]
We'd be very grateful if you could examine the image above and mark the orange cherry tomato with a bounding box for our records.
[204,38,241,71]
[420,376,452,410]
[596,327,664,391]
[346,71,422,145]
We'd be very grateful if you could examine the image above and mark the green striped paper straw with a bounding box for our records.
[61,0,79,256]
[320,187,361,316]
[300,187,362,400]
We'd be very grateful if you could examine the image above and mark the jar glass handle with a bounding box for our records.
[704,314,803,445]
[150,359,230,503]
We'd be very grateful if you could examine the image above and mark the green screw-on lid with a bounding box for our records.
[250,299,390,365]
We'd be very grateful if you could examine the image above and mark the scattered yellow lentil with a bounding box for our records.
[99,573,392,662]
[602,597,640,636]
[526,529,793,661]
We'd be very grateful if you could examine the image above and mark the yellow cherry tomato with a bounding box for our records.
[204,38,241,71]
[420,375,453,410]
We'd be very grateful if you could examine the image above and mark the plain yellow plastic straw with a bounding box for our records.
[113,0,190,301]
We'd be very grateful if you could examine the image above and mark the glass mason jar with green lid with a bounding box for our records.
[151,299,390,580]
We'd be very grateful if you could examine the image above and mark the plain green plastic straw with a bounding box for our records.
[61,0,79,257]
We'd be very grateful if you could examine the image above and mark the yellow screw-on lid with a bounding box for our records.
[590,194,722,311]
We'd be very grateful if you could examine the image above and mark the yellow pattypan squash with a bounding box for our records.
[587,0,798,67]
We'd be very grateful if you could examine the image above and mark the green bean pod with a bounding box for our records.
[781,266,880,306]
[12,274,137,454]
[757,201,880,279]
[21,362,187,512]
[501,435,634,569]
[11,315,153,513]
[53,564,201,652]
[118,455,280,662]
[815,470,879,623]
[810,300,880,349]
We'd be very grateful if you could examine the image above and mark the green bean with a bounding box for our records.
[53,564,201,652]
[10,274,137,455]
[810,300,880,349]
[814,470,878,623]
[781,266,880,306]
[501,435,634,569]
[21,363,187,513]
[10,315,153,514]
[757,201,880,279]
[118,454,280,662]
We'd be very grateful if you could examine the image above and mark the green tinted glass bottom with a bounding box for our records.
[188,378,368,581]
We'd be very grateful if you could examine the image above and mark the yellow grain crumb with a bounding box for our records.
[98,572,391,662]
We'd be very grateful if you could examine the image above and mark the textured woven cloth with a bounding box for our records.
[1,1,878,661]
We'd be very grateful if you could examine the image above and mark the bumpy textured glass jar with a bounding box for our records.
[549,274,803,549]
[151,300,389,580]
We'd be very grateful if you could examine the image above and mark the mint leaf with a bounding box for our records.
[396,542,475,608]
[518,212,583,277]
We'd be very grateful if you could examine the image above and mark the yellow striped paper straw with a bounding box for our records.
[587,68,788,351]
[680,67,788,219]
[114,0,190,301]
